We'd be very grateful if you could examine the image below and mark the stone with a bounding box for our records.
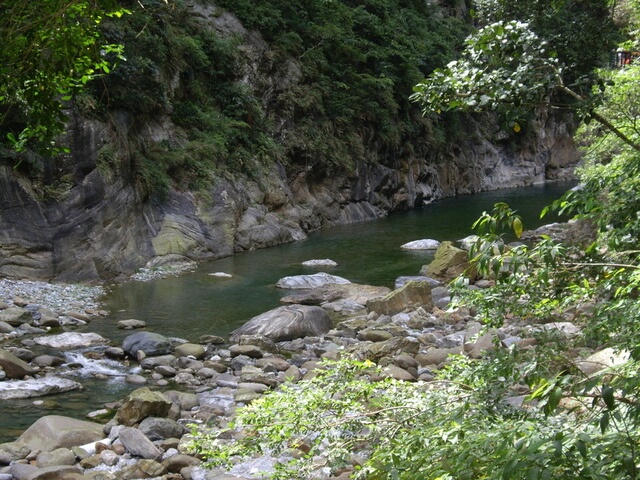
[174,343,206,359]
[431,286,450,309]
[0,348,38,379]
[276,272,351,289]
[138,417,187,441]
[382,365,416,381]
[394,276,441,289]
[255,357,291,372]
[393,354,418,370]
[576,348,630,376]
[541,322,581,336]
[238,334,278,353]
[114,458,167,479]
[0,377,82,400]
[421,241,475,282]
[117,319,147,329]
[35,447,76,468]
[357,329,393,342]
[400,239,440,250]
[116,426,162,460]
[162,454,202,473]
[31,332,108,349]
[115,387,172,426]
[122,332,173,357]
[22,465,82,480]
[229,305,332,342]
[416,346,464,366]
[0,441,31,465]
[367,281,433,316]
[0,307,32,326]
[301,259,338,267]
[229,344,263,358]
[17,415,105,452]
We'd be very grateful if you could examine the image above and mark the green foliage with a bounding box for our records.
[0,1,129,155]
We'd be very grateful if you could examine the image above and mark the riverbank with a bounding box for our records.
[0,225,620,480]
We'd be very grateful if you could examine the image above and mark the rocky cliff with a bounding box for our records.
[0,4,579,283]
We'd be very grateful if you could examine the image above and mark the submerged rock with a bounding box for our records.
[230,305,332,342]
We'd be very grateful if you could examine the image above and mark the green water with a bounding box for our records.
[0,181,574,442]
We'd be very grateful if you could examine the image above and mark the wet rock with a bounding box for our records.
[125,374,147,385]
[276,272,351,289]
[18,415,104,453]
[140,354,176,370]
[116,427,162,460]
[0,377,82,400]
[31,332,108,349]
[230,305,332,342]
[0,348,38,379]
[198,335,226,345]
[400,239,440,250]
[115,387,172,427]
[122,332,173,357]
[32,355,65,367]
[367,281,433,316]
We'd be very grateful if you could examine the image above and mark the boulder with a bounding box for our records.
[0,348,38,379]
[17,415,104,452]
[367,281,433,316]
[276,272,351,289]
[115,387,172,426]
[400,239,440,250]
[0,441,30,465]
[174,343,206,359]
[0,377,82,400]
[301,259,338,267]
[421,241,475,282]
[116,426,162,459]
[31,332,108,349]
[576,348,631,377]
[394,276,441,289]
[122,332,173,357]
[138,417,187,441]
[229,305,332,342]
[0,307,32,326]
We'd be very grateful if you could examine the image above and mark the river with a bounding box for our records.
[0,181,574,442]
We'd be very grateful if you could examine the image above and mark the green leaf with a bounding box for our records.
[601,385,615,410]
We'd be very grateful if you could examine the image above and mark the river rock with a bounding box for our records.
[115,458,167,478]
[117,319,147,329]
[162,453,202,473]
[115,387,173,427]
[0,306,32,326]
[0,348,38,379]
[35,447,76,467]
[18,415,105,452]
[394,276,441,289]
[229,305,332,342]
[367,280,433,316]
[31,332,108,349]
[276,272,351,289]
[138,417,187,441]
[302,259,338,267]
[116,427,162,460]
[421,241,475,282]
[174,343,206,359]
[576,348,631,376]
[122,331,173,357]
[0,377,82,400]
[400,239,440,250]
[0,441,30,465]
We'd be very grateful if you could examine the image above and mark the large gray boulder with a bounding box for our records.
[17,415,104,452]
[0,348,38,379]
[367,280,433,316]
[115,387,172,427]
[116,427,162,460]
[276,272,351,289]
[0,307,33,326]
[230,305,332,342]
[122,331,173,357]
